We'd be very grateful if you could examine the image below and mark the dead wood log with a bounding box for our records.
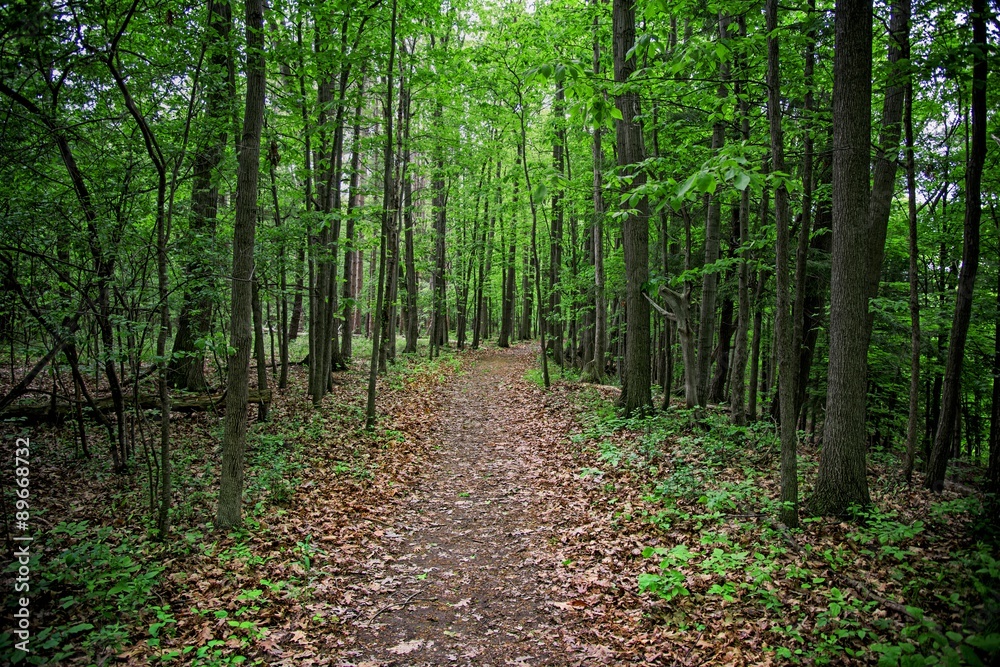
[0,390,272,424]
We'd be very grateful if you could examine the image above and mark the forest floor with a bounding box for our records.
[2,343,998,666]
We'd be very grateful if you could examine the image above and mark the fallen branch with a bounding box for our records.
[366,591,437,625]
[773,520,933,629]
[0,389,272,423]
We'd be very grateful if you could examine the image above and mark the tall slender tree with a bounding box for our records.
[925,0,987,491]
[216,0,266,530]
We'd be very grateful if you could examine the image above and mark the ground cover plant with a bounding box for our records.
[541,381,1000,665]
[1,346,459,665]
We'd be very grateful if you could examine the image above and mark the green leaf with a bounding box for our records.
[66,623,94,634]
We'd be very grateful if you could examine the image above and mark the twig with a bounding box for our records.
[361,516,393,528]
[366,591,438,625]
[772,520,935,629]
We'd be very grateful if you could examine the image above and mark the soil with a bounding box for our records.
[346,345,586,666]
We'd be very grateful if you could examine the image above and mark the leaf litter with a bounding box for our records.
[3,344,996,666]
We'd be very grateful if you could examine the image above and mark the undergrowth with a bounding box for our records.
[1,341,458,665]
[568,388,1000,666]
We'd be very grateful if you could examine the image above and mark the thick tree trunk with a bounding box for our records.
[216,0,265,530]
[613,0,651,414]
[811,0,874,516]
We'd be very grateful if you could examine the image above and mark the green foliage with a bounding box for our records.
[0,521,163,662]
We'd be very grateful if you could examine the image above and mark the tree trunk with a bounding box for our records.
[549,84,566,366]
[365,0,398,430]
[587,4,607,384]
[474,159,500,350]
[170,0,234,392]
[431,103,448,356]
[730,15,751,424]
[811,0,874,516]
[216,0,265,530]
[403,172,419,353]
[252,279,270,422]
[987,212,999,519]
[499,199,516,349]
[903,31,919,484]
[925,0,986,490]
[766,0,798,527]
[613,0,651,414]
[662,287,698,408]
[695,14,730,406]
[342,80,366,362]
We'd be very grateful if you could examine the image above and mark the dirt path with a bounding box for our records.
[348,346,584,666]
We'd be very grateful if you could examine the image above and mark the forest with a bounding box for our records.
[0,0,998,663]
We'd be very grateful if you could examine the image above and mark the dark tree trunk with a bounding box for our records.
[766,0,799,527]
[812,0,874,516]
[695,14,730,406]
[613,0,651,414]
[170,0,234,392]
[499,213,516,349]
[795,149,833,422]
[252,279,270,422]
[403,173,418,353]
[342,81,365,362]
[549,84,566,366]
[216,0,265,529]
[586,4,607,383]
[987,213,999,517]
[365,0,398,430]
[473,160,500,350]
[925,0,986,490]
[903,18,919,484]
[729,15,751,425]
[431,103,448,356]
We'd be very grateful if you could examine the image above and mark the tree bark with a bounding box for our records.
[903,32,920,484]
[729,15,751,424]
[342,79,366,361]
[766,0,798,527]
[613,0,651,414]
[925,0,986,491]
[170,0,234,392]
[365,0,398,430]
[811,0,874,516]
[216,0,265,530]
[696,14,730,406]
[586,4,607,384]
